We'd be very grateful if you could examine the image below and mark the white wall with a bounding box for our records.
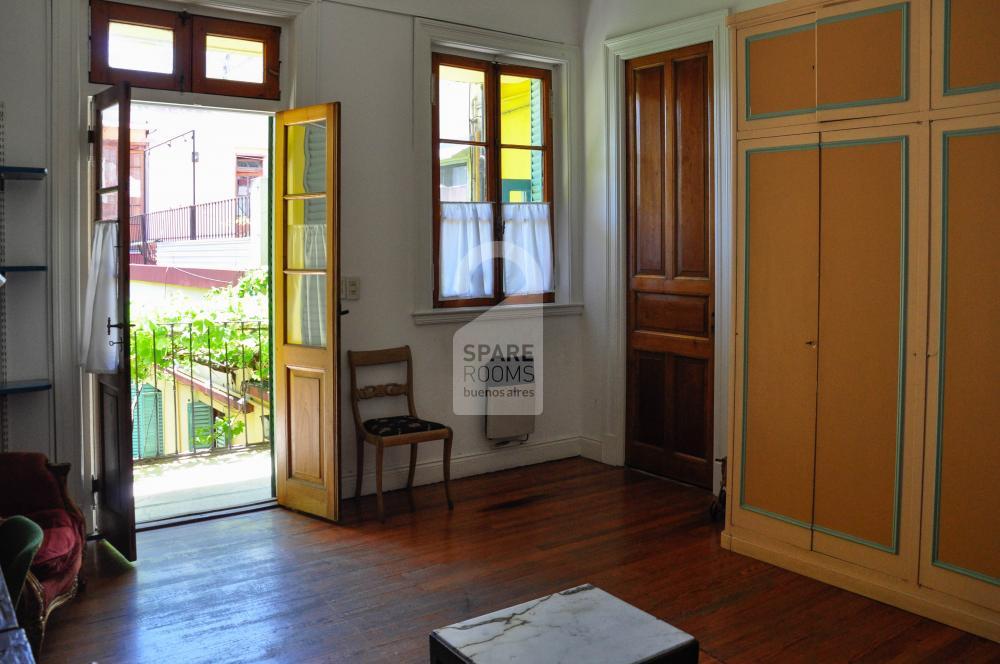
[0,0,802,517]
[0,0,54,455]
[294,1,591,496]
[578,0,776,467]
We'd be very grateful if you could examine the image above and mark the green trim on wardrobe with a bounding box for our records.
[930,125,1000,586]
[739,142,819,530]
[942,0,1000,97]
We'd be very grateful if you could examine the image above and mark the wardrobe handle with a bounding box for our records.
[805,340,817,348]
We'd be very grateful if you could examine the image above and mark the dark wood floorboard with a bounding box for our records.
[41,458,998,664]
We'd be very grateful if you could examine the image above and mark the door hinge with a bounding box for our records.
[91,476,101,493]
[87,129,95,144]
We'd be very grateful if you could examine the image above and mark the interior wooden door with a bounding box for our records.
[920,113,1000,611]
[92,83,136,561]
[624,43,714,489]
[811,123,928,578]
[731,133,819,549]
[273,103,341,521]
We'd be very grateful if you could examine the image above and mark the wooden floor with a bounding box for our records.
[42,458,997,663]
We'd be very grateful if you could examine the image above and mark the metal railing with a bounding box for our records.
[129,319,270,463]
[130,195,252,264]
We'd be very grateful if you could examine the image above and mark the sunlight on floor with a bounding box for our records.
[133,447,272,523]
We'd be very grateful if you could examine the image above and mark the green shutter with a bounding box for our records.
[188,401,215,450]
[132,384,164,460]
[530,79,544,201]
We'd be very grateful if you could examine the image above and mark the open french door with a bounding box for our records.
[273,103,342,521]
[91,83,137,560]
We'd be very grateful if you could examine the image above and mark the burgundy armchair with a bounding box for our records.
[0,453,86,651]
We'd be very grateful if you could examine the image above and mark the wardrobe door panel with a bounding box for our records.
[933,0,1000,108]
[816,0,925,121]
[732,134,819,548]
[812,124,928,578]
[737,14,817,131]
[921,114,1000,610]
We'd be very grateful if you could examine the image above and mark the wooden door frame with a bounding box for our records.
[46,1,299,534]
[84,95,280,541]
[603,11,734,489]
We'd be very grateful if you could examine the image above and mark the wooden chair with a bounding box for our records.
[348,345,454,521]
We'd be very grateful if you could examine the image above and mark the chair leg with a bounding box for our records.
[407,444,418,489]
[375,441,385,522]
[443,433,454,510]
[355,434,365,499]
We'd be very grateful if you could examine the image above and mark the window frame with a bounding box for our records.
[432,51,555,309]
[89,0,280,101]
[190,15,281,99]
[90,0,190,92]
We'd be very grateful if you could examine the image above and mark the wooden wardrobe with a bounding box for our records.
[724,0,999,640]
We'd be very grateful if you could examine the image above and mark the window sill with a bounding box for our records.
[412,302,583,326]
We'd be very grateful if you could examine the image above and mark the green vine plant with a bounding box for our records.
[130,268,270,426]
[193,416,248,450]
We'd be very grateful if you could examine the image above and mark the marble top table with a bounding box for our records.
[430,584,698,664]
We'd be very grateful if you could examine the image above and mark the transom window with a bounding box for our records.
[432,53,554,308]
[90,0,280,100]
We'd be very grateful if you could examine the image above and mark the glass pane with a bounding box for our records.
[99,189,118,221]
[438,65,486,142]
[108,21,173,74]
[285,121,326,195]
[500,74,544,147]
[100,104,120,188]
[439,144,487,202]
[205,34,265,83]
[286,273,327,347]
[285,198,327,270]
[501,148,545,202]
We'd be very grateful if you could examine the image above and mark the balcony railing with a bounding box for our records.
[129,319,271,463]
[130,195,251,265]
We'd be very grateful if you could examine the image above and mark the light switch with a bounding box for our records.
[341,276,361,300]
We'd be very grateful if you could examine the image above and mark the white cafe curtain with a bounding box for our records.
[501,202,553,295]
[80,222,120,373]
[439,202,494,299]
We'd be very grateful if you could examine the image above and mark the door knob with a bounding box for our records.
[805,340,817,348]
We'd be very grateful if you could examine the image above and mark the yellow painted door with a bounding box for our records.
[811,123,928,579]
[920,113,1000,612]
[273,103,341,521]
[731,133,819,549]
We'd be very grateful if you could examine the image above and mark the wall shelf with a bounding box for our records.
[0,265,46,273]
[0,166,48,181]
[0,379,52,396]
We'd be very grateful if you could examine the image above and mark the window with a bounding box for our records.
[433,53,554,308]
[90,0,280,100]
[191,16,280,99]
[90,0,189,91]
[236,155,264,218]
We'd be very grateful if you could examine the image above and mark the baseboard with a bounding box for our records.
[579,436,603,461]
[723,528,1000,642]
[344,435,590,498]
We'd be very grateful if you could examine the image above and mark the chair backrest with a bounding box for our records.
[347,346,418,432]
[0,515,44,608]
